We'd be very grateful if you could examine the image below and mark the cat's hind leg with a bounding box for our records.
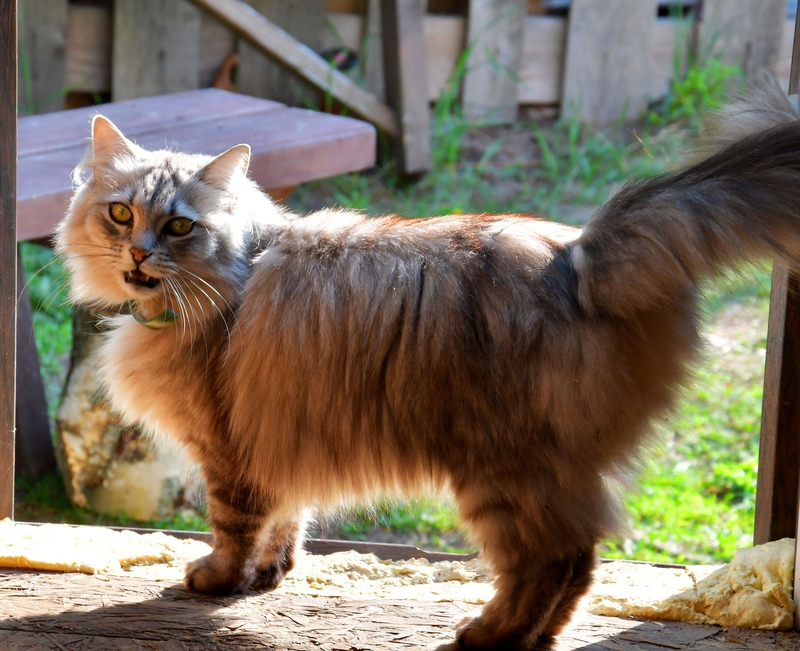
[531,548,597,649]
[184,474,273,595]
[252,515,308,591]
[453,482,606,650]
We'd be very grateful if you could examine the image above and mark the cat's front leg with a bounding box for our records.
[184,475,273,595]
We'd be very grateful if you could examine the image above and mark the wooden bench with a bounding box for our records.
[11,87,376,489]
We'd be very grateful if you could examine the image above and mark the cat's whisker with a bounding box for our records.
[179,276,212,357]
[182,269,235,315]
[185,276,232,352]
[167,274,197,347]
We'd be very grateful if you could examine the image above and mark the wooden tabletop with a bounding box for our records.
[17,88,376,242]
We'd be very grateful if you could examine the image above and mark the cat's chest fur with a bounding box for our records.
[99,319,221,452]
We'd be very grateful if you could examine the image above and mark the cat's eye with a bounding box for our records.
[109,203,132,225]
[166,217,194,236]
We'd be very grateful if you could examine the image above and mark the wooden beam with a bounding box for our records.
[561,0,657,124]
[462,0,526,123]
[0,0,18,520]
[187,0,398,136]
[15,252,56,483]
[112,0,200,101]
[238,0,325,106]
[18,0,68,114]
[381,0,430,175]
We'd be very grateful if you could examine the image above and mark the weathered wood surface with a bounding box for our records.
[14,252,55,483]
[701,0,786,77]
[187,0,398,136]
[112,0,201,101]
[17,88,376,242]
[18,0,68,114]
[238,0,325,106]
[0,568,798,650]
[462,0,526,122]
[381,0,431,175]
[0,0,18,521]
[562,0,657,124]
[65,3,112,94]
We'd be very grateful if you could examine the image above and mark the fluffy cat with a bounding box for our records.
[56,80,800,650]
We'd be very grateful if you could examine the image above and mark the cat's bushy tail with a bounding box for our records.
[573,78,800,315]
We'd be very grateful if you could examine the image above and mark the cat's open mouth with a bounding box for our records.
[124,269,160,289]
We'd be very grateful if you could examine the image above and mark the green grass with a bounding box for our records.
[17,57,763,564]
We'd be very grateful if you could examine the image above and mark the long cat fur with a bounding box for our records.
[56,79,800,650]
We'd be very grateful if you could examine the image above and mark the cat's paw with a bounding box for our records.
[454,616,521,650]
[251,558,288,591]
[184,553,253,595]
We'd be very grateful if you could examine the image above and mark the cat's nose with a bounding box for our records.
[130,247,151,264]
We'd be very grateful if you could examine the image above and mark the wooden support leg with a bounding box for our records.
[755,264,800,545]
[15,251,56,482]
[0,0,18,520]
[381,0,431,176]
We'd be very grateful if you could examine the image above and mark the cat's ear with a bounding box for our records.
[201,144,251,190]
[91,115,136,162]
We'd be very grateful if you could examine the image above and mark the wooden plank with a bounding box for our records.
[363,0,386,102]
[112,0,200,101]
[14,252,55,482]
[462,0,526,122]
[238,0,325,106]
[562,0,657,124]
[187,0,398,136]
[700,0,786,77]
[0,0,17,521]
[17,89,375,242]
[18,0,68,114]
[425,15,466,101]
[517,15,565,105]
[381,0,431,175]
[199,11,237,88]
[65,3,112,93]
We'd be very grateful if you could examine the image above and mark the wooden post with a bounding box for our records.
[237,0,325,106]
[18,0,68,114]
[112,0,200,100]
[462,0,526,123]
[15,252,55,482]
[750,4,800,630]
[700,0,785,77]
[0,0,18,520]
[381,0,431,175]
[561,0,657,124]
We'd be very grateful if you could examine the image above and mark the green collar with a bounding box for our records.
[127,301,179,330]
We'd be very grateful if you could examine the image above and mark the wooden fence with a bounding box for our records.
[19,0,796,128]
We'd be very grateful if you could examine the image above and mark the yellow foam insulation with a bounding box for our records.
[587,538,796,630]
[0,520,794,629]
[0,519,209,575]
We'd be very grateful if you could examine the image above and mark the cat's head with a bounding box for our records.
[56,116,277,323]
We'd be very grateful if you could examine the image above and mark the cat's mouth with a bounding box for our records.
[124,269,160,289]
